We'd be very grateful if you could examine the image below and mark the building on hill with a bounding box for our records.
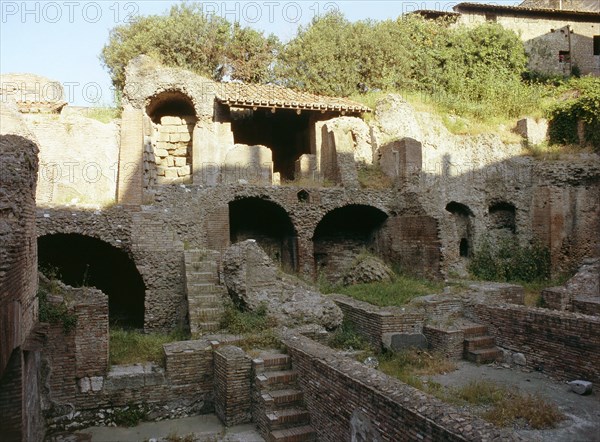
[415,2,600,76]
[519,0,600,12]
[454,3,600,76]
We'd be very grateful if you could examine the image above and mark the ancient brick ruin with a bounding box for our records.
[0,50,599,440]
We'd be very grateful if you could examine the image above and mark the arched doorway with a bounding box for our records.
[313,204,388,282]
[146,90,197,185]
[229,197,298,271]
[37,233,146,328]
[446,201,474,259]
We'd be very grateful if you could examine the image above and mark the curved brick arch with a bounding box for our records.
[228,196,298,271]
[312,204,389,282]
[38,232,146,328]
[145,89,198,122]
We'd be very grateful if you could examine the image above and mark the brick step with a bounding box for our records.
[267,408,310,431]
[466,348,503,364]
[186,271,219,283]
[262,389,305,409]
[262,354,292,372]
[464,336,496,352]
[186,262,218,273]
[269,425,316,442]
[257,370,298,389]
[188,294,224,305]
[195,321,221,332]
[188,282,227,294]
[462,325,489,338]
[190,308,223,322]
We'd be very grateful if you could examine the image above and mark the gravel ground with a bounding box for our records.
[424,361,600,442]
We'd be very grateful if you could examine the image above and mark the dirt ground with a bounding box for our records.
[424,361,600,442]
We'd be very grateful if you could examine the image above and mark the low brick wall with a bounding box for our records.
[467,303,600,384]
[282,334,519,441]
[214,345,252,427]
[573,298,600,316]
[423,326,465,360]
[332,295,424,348]
[41,286,218,432]
[541,287,571,311]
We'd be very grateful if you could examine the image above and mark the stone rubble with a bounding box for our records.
[222,240,343,329]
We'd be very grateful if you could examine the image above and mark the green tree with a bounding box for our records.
[100,2,279,90]
[276,11,360,96]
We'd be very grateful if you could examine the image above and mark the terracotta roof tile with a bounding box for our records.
[215,82,371,113]
[455,2,600,18]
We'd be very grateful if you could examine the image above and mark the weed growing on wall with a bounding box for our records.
[37,277,78,334]
[112,403,149,427]
[469,235,551,283]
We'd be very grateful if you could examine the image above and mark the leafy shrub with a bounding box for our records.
[469,236,550,283]
[328,319,371,351]
[548,77,600,151]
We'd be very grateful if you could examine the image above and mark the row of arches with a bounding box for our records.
[37,200,390,329]
[228,197,388,275]
[445,200,517,258]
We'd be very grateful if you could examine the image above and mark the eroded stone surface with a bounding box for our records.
[223,240,343,329]
[341,255,394,286]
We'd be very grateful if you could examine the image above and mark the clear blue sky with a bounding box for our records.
[1,1,520,106]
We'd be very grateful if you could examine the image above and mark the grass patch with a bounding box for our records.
[109,327,189,366]
[219,301,282,351]
[521,275,571,307]
[323,274,443,308]
[220,302,276,334]
[86,107,121,123]
[378,349,456,395]
[357,164,392,189]
[455,381,565,429]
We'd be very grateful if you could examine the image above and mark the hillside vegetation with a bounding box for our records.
[101,3,599,150]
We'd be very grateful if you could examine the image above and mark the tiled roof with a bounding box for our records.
[454,2,600,18]
[215,82,371,113]
[412,9,461,19]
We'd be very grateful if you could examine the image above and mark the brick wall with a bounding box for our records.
[0,350,23,441]
[467,303,600,384]
[423,326,465,360]
[0,106,43,441]
[333,295,425,348]
[377,215,442,279]
[214,345,252,426]
[283,333,519,441]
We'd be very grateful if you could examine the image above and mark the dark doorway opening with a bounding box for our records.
[313,204,388,281]
[489,202,516,233]
[446,201,474,259]
[230,108,311,180]
[229,197,298,271]
[38,233,146,328]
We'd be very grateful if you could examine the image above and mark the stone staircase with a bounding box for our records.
[253,353,316,442]
[463,324,503,364]
[184,249,227,335]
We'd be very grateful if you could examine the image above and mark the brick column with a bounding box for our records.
[214,346,252,426]
[117,107,143,205]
